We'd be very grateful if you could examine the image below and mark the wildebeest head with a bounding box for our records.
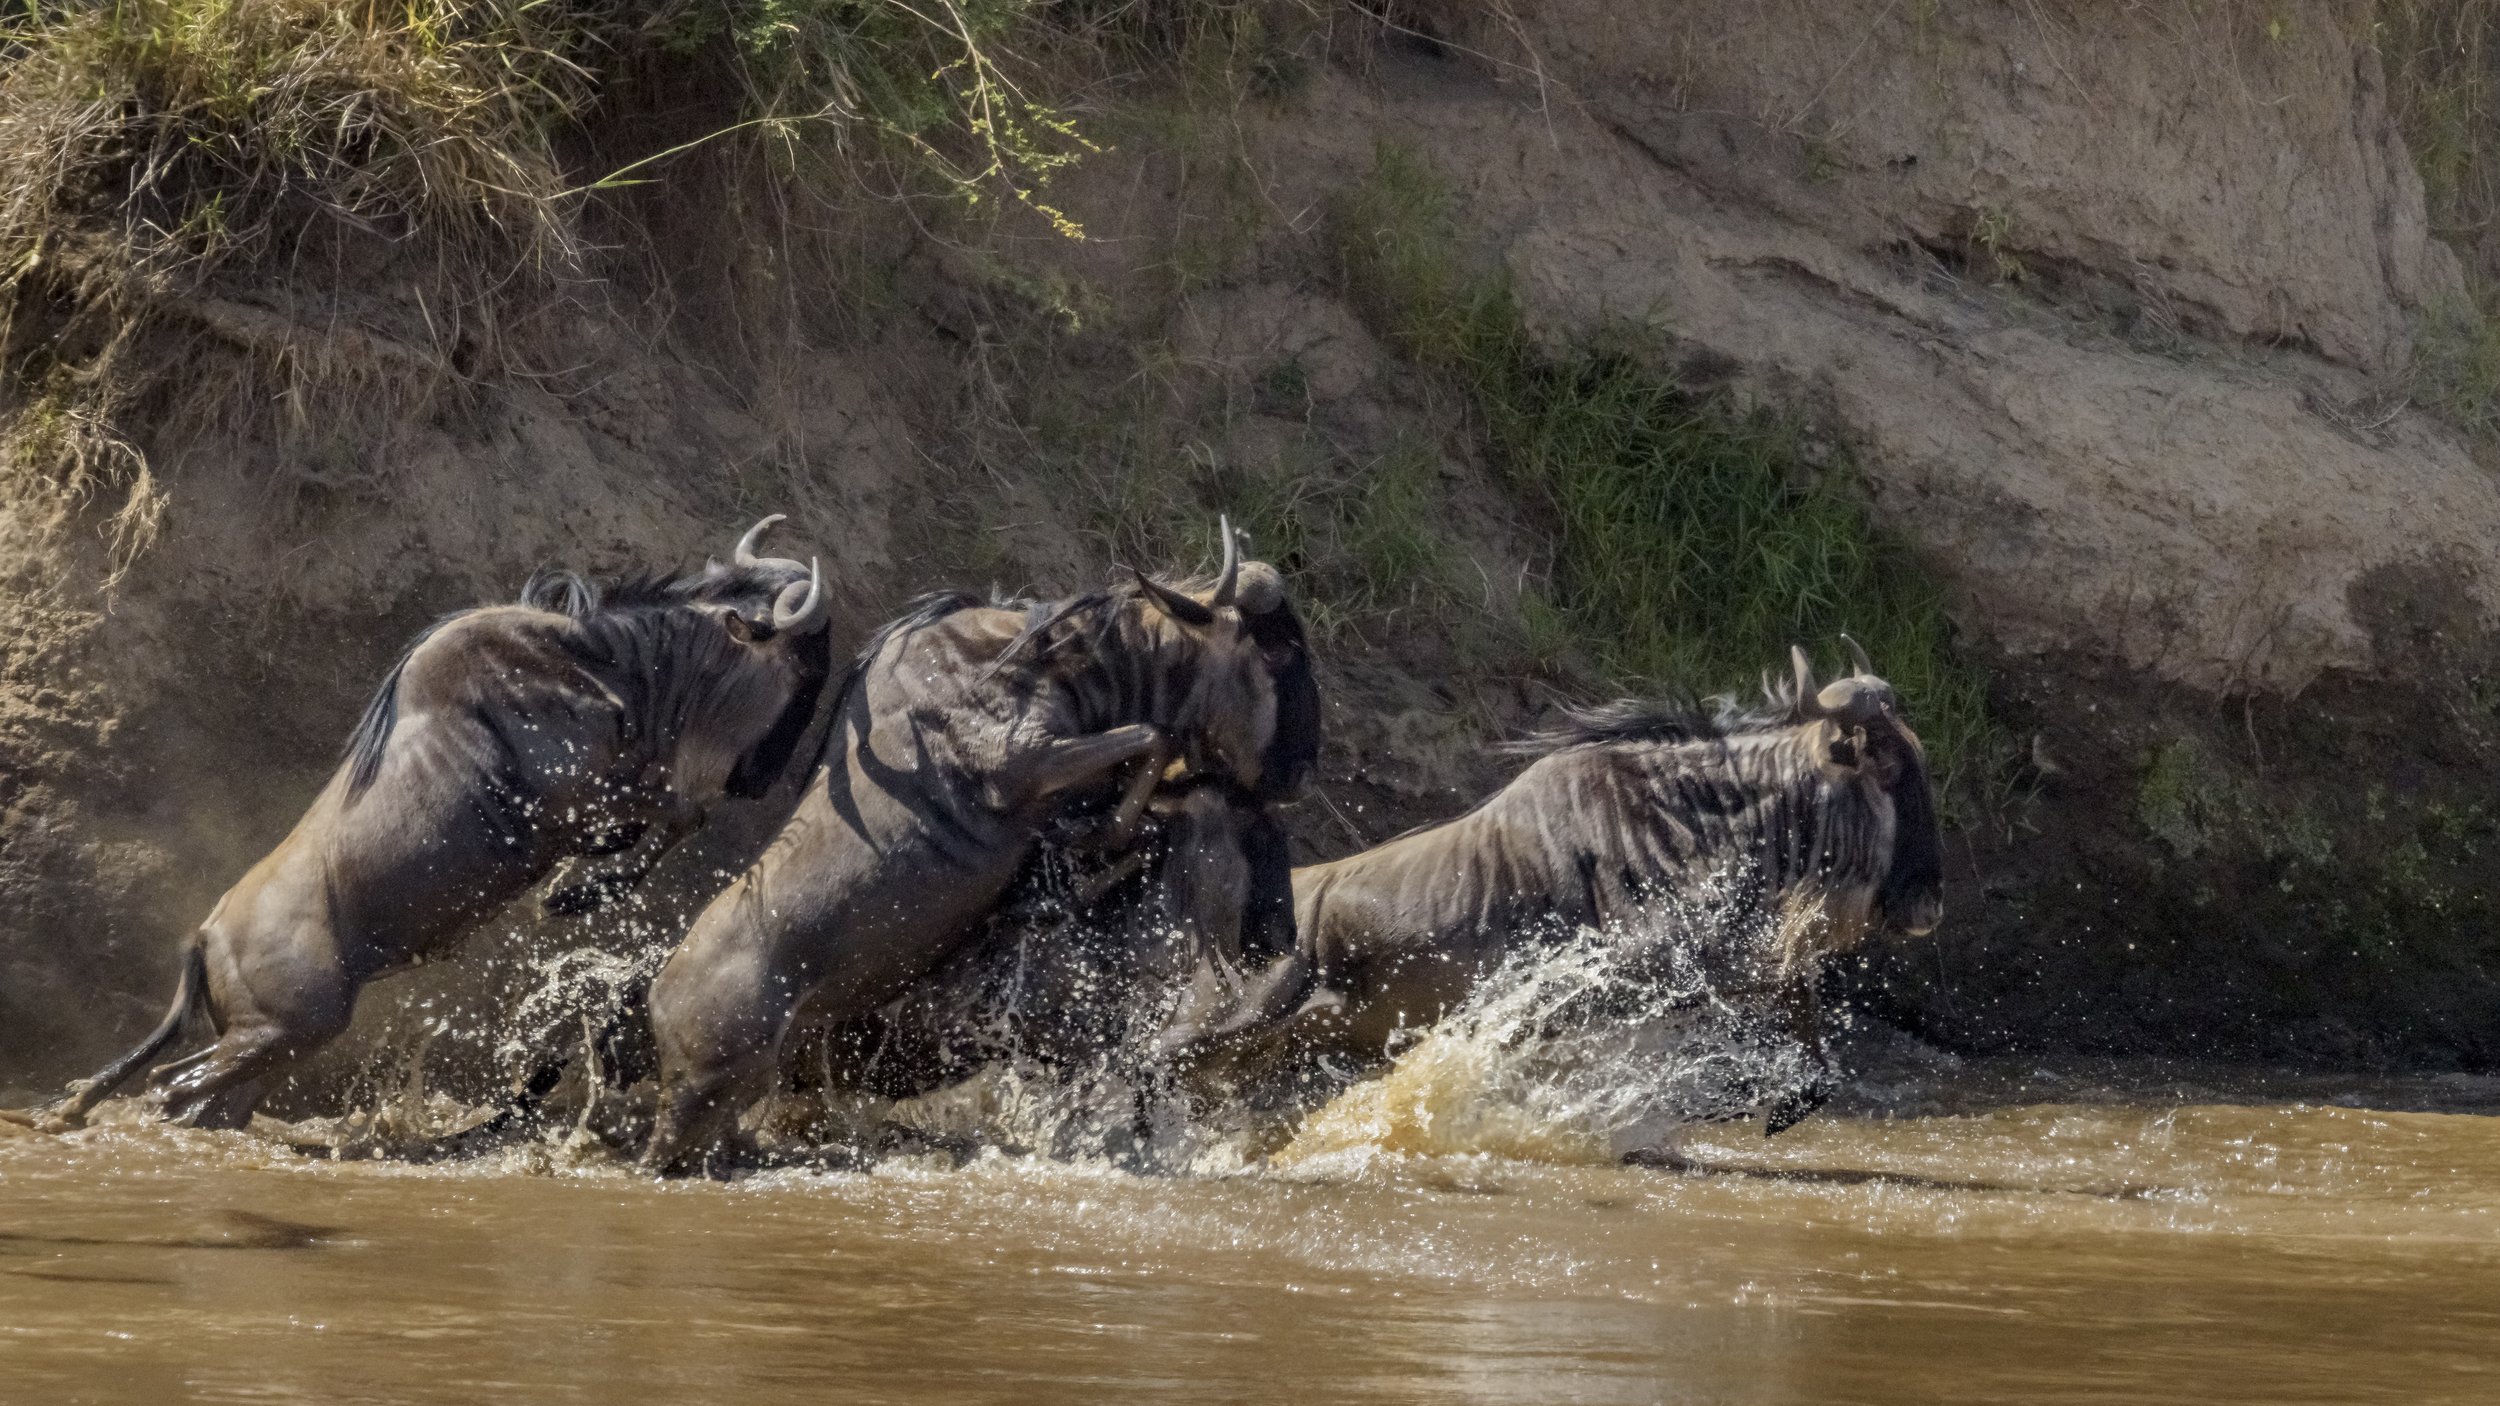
[688,519,836,799]
[668,514,815,618]
[1232,557,1322,803]
[1123,519,1301,795]
[708,551,835,798]
[1788,637,1943,936]
[547,515,835,801]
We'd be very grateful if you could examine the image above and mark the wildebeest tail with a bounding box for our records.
[48,938,208,1125]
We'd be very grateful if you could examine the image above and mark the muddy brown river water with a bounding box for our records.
[4,1055,2498,1405]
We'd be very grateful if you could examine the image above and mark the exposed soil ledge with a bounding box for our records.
[9,4,2500,1097]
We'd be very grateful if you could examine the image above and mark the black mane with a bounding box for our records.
[519,560,799,620]
[341,616,452,798]
[1505,684,1806,757]
[982,590,1116,680]
[343,558,810,800]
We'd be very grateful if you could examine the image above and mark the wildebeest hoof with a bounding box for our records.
[0,1105,58,1133]
[19,1088,95,1133]
[1762,1079,1832,1136]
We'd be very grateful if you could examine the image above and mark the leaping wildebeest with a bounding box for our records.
[640,524,1312,1171]
[37,518,837,1131]
[1212,640,1944,1134]
[812,559,1322,1104]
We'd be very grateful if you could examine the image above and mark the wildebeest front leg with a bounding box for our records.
[1761,971,1834,1136]
[991,725,1173,829]
[543,806,701,917]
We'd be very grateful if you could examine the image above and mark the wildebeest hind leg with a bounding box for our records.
[152,1029,299,1130]
[152,985,356,1132]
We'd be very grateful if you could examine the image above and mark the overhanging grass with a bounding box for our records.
[1332,143,1999,794]
[0,0,1163,568]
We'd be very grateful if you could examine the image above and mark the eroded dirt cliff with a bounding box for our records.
[8,1,2500,1098]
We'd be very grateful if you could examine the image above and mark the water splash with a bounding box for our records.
[1279,880,1818,1169]
[495,940,662,1076]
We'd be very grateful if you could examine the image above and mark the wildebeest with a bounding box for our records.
[41,519,837,1130]
[814,568,1321,1104]
[1214,640,1943,1133]
[640,525,1314,1171]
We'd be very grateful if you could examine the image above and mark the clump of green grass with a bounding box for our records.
[2379,3,2500,440]
[1229,435,1458,628]
[2382,2,2500,270]
[1008,341,1458,645]
[1331,143,1999,792]
[2409,296,2500,438]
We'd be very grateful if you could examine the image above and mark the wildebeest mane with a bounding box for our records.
[1501,685,1810,759]
[518,569,604,618]
[981,589,1115,681]
[841,588,987,697]
[1502,697,1725,755]
[982,568,1251,677]
[522,561,802,620]
[345,560,817,801]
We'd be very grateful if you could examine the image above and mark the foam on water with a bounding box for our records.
[1280,877,1819,1170]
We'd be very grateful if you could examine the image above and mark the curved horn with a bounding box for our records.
[1133,568,1215,626]
[1816,677,1891,727]
[1791,645,1825,719]
[771,558,829,633]
[1211,514,1242,608]
[1840,632,1875,678]
[733,514,786,568]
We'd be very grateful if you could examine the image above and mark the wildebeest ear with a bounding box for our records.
[721,609,761,644]
[1133,569,1216,626]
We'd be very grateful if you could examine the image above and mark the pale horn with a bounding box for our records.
[1210,514,1242,608]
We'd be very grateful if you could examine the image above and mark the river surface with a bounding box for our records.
[5,1052,2498,1406]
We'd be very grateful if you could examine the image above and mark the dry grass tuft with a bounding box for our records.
[2383,1,2500,279]
[0,0,1212,574]
[0,0,599,571]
